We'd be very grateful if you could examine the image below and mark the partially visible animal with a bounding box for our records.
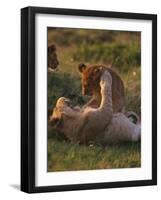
[78,63,125,113]
[47,44,59,118]
[50,71,140,145]
[48,44,59,71]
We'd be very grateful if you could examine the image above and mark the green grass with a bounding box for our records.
[48,138,141,172]
[47,28,141,171]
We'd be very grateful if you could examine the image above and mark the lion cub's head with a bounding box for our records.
[78,63,106,96]
[49,97,70,128]
[48,44,59,71]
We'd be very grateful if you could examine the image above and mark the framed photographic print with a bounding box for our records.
[21,6,157,193]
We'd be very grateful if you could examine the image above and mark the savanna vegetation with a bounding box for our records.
[47,28,141,172]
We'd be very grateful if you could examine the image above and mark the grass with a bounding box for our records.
[48,138,141,172]
[47,28,141,172]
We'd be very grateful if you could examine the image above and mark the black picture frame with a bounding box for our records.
[21,6,157,193]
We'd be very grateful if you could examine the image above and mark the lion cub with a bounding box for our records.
[78,63,125,113]
[50,71,140,145]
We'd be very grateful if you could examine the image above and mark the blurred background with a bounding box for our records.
[47,28,141,172]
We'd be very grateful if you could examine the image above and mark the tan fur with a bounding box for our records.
[50,71,140,145]
[78,64,125,112]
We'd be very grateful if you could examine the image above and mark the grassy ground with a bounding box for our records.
[48,139,141,172]
[47,28,141,172]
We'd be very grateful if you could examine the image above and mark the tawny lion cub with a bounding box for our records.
[78,63,125,112]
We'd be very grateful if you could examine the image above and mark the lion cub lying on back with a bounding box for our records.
[50,71,140,145]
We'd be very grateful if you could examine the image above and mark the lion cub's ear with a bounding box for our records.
[78,63,87,73]
[48,44,56,54]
